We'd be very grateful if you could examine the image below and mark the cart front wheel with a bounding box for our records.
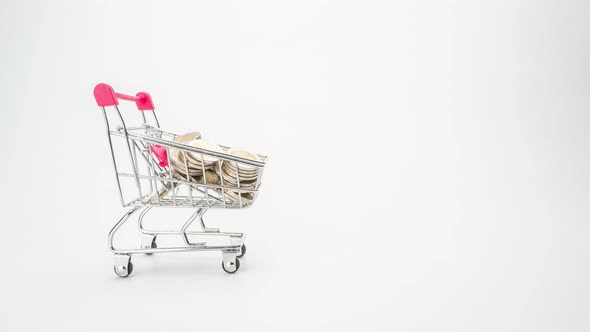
[222,258,240,274]
[237,244,246,258]
[114,261,134,278]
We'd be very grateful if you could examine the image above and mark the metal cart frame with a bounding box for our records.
[94,83,267,277]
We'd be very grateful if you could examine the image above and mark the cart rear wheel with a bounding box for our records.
[145,237,157,255]
[114,261,133,278]
[237,244,246,258]
[222,258,240,274]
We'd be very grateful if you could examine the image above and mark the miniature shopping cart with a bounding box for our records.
[93,83,267,277]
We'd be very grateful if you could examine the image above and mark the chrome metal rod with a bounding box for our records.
[101,107,125,206]
[181,209,205,246]
[108,207,142,253]
[109,131,266,167]
[112,245,241,255]
[198,209,219,232]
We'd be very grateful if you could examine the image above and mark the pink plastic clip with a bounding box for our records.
[150,145,169,167]
[93,83,155,111]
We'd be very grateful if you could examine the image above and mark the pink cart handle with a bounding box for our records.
[93,83,155,111]
[150,144,169,167]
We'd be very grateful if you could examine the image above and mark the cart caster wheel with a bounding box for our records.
[145,237,157,255]
[114,261,134,278]
[237,244,246,258]
[222,258,240,274]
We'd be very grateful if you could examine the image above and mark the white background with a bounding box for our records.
[1,1,589,331]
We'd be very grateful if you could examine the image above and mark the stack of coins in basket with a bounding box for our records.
[167,133,262,205]
[215,148,262,204]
